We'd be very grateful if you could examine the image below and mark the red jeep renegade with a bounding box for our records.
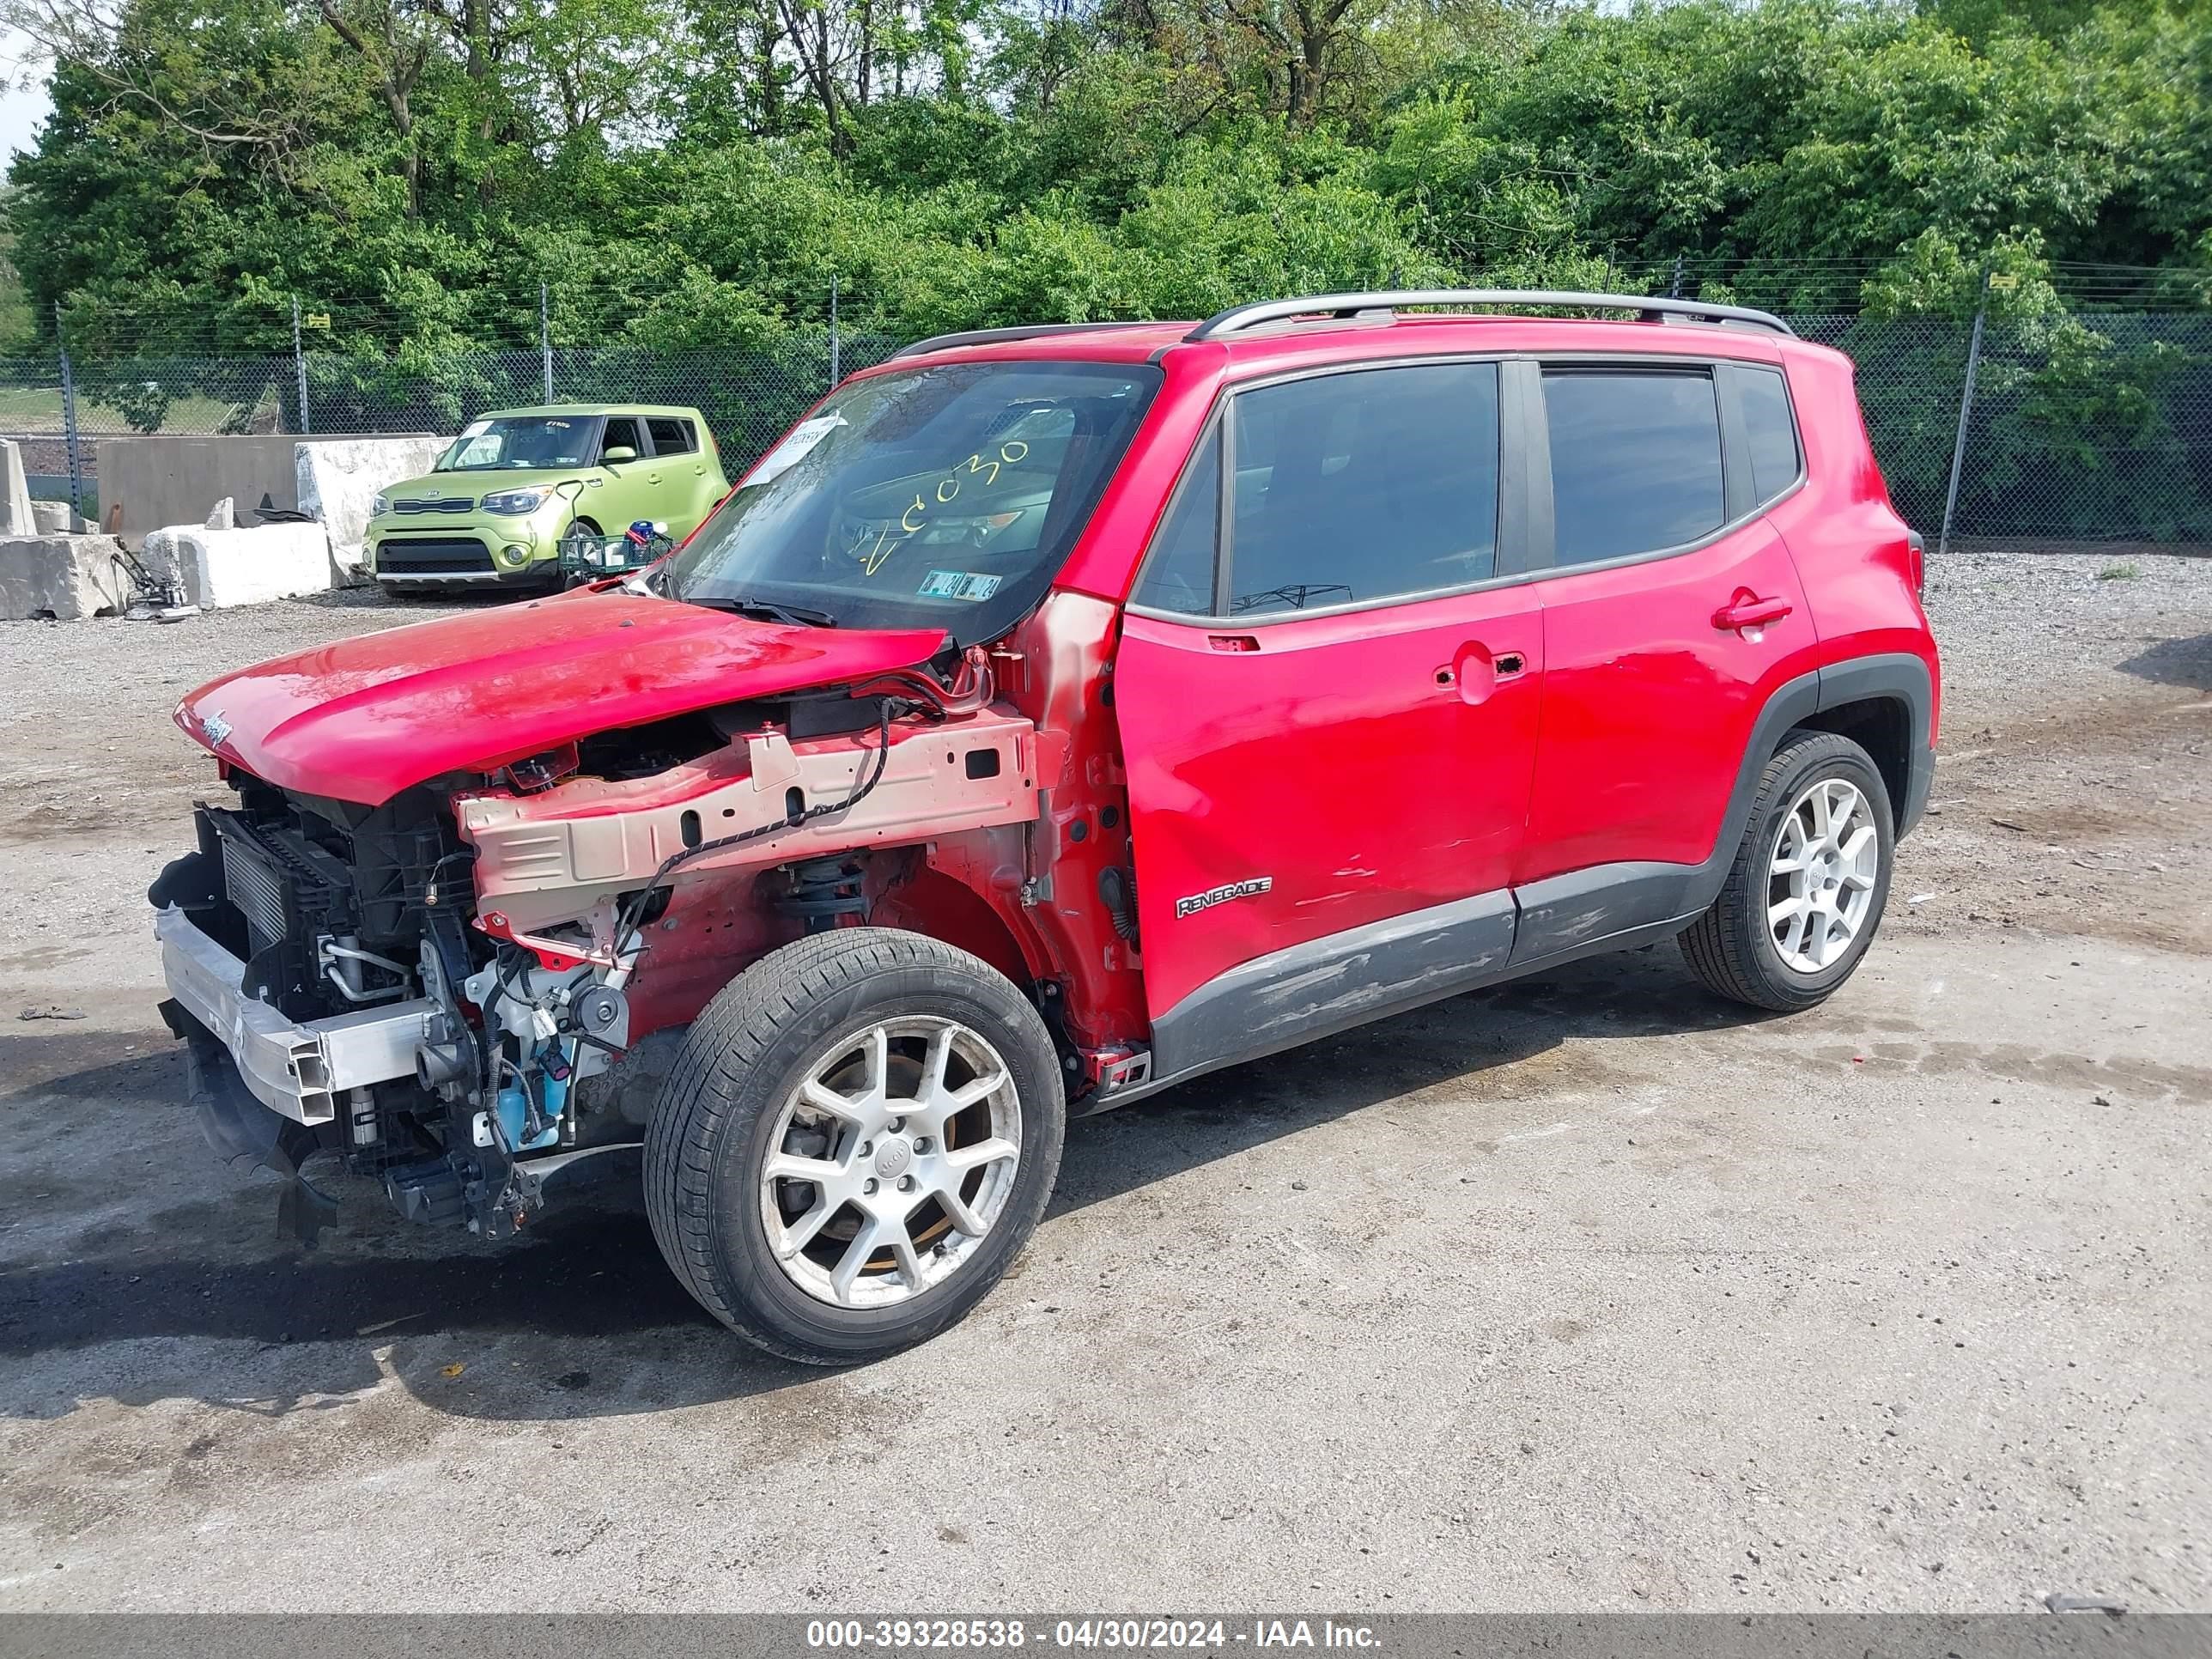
[152,290,1939,1363]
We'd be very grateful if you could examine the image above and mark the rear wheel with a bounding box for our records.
[1680,731,1894,1012]
[644,929,1065,1364]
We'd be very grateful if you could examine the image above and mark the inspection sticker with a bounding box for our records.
[919,569,1003,601]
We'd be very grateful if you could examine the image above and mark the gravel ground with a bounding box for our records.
[0,550,2207,1613]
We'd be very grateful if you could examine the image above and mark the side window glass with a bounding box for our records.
[601,416,644,460]
[1737,367,1802,504]
[647,416,696,456]
[1542,370,1724,566]
[1227,363,1499,617]
[1132,426,1220,616]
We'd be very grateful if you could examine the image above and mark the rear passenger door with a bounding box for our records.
[1115,360,1545,1048]
[1512,358,1819,960]
[645,415,716,534]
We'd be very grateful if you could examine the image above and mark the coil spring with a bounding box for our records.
[779,856,869,933]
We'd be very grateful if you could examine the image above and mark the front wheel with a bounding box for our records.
[644,929,1066,1364]
[1679,731,1895,1012]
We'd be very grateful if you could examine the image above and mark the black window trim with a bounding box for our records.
[1124,349,1808,624]
[1126,353,1523,628]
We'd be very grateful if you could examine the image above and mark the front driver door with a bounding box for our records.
[1114,359,1543,1079]
[596,414,651,527]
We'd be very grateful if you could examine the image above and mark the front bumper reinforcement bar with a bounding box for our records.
[155,907,441,1126]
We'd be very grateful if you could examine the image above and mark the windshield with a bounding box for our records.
[438,415,603,471]
[665,362,1160,644]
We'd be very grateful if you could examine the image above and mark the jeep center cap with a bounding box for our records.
[874,1139,914,1179]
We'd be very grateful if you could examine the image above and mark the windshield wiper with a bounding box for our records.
[695,593,840,629]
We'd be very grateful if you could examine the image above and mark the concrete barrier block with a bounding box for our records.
[0,534,132,621]
[296,435,452,581]
[1,441,34,536]
[143,521,335,609]
[30,501,76,534]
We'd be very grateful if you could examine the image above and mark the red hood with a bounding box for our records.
[175,589,947,805]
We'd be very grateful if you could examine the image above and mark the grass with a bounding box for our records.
[2097,561,2143,580]
[0,386,267,434]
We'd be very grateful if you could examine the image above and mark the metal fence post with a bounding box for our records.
[291,296,312,435]
[53,303,82,520]
[540,283,555,402]
[1937,267,1992,558]
[1670,254,1686,299]
[829,273,841,389]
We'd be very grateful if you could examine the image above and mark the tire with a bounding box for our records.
[644,928,1066,1364]
[1679,731,1895,1012]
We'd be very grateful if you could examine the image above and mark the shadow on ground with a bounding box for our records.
[0,947,1766,1422]
[2119,632,2212,692]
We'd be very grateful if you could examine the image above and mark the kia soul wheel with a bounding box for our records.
[1680,731,1896,1012]
[645,929,1066,1364]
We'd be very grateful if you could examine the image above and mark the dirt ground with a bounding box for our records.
[0,551,2207,1613]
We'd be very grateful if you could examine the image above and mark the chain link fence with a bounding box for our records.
[4,307,2208,549]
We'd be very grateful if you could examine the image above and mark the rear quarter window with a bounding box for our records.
[1734,366,1802,504]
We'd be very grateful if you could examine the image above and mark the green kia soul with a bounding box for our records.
[366,404,732,593]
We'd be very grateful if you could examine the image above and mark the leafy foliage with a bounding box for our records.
[3,0,2204,354]
[3,0,2208,535]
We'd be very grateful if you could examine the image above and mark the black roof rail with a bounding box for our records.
[1185,289,1796,342]
[890,321,1167,360]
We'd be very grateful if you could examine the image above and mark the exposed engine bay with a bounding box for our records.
[149,645,1068,1243]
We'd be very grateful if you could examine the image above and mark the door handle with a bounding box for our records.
[1713,594,1793,632]
[1446,644,1528,705]
[1208,633,1260,653]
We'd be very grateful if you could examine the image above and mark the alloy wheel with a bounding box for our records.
[1766,775,1881,974]
[757,1016,1023,1309]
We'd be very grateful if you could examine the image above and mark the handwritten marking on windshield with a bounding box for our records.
[851,439,1032,579]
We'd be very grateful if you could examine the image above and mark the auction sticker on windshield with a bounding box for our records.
[919,570,1003,601]
[745,414,847,487]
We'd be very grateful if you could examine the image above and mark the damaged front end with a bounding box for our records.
[149,635,1050,1246]
[146,771,617,1242]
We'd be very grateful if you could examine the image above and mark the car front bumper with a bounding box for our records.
[155,906,441,1126]
[373,567,550,586]
[367,518,559,585]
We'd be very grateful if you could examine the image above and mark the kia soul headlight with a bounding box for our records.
[481,489,548,515]
[370,492,390,516]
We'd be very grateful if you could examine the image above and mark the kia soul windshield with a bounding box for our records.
[665,362,1159,641]
[439,416,600,471]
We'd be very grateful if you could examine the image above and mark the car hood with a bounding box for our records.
[375,467,574,507]
[175,588,948,805]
